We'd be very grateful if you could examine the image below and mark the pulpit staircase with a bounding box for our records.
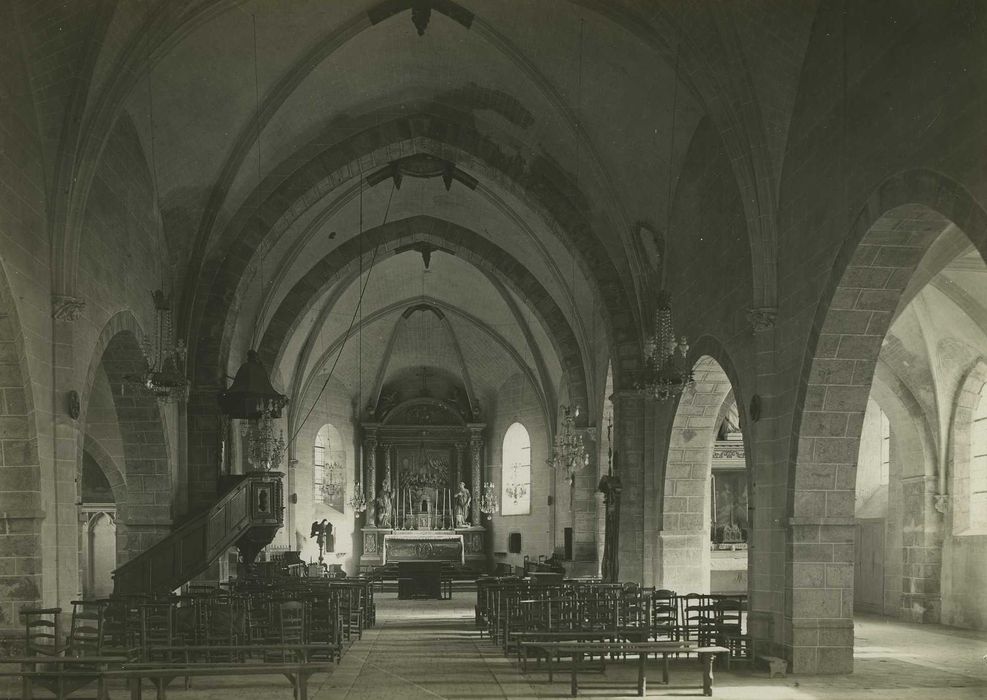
[112,471,284,595]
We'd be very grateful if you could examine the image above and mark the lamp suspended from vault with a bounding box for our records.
[244,408,286,471]
[547,405,589,482]
[125,290,188,402]
[479,482,498,519]
[636,291,693,401]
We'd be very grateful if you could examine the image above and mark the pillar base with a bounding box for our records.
[786,617,854,674]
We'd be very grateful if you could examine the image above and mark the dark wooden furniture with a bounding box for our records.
[397,561,443,599]
[523,640,729,697]
[0,655,129,700]
[105,661,334,700]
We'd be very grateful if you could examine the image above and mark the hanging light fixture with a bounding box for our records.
[479,481,498,519]
[320,459,344,498]
[636,291,693,401]
[127,290,189,402]
[547,405,589,483]
[123,24,187,403]
[348,479,368,512]
[505,462,527,504]
[244,407,286,471]
[635,42,693,402]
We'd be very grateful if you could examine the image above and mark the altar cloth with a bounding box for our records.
[383,531,464,564]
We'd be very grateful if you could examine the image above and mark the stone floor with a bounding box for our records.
[3,594,986,699]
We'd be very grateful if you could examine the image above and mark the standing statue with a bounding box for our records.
[454,481,471,527]
[310,519,331,563]
[376,480,393,528]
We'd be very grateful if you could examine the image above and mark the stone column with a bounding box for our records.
[454,442,464,487]
[899,473,942,622]
[610,390,655,587]
[569,426,599,576]
[468,424,484,525]
[383,443,392,487]
[49,296,85,609]
[363,427,378,523]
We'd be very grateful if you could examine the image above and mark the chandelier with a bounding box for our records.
[479,482,498,519]
[547,405,589,482]
[243,407,286,471]
[347,481,368,513]
[320,460,344,498]
[128,291,188,402]
[636,291,694,401]
[505,464,528,503]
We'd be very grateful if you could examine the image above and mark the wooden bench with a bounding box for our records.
[0,655,130,700]
[512,632,612,676]
[146,642,344,664]
[105,661,335,700]
[525,640,729,697]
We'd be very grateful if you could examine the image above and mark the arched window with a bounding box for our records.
[314,424,345,511]
[501,422,531,515]
[971,385,987,526]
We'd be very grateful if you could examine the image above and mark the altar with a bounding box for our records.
[382,531,464,565]
[357,394,488,571]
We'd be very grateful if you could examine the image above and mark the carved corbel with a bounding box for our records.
[934,493,949,514]
[52,295,86,321]
[747,306,777,333]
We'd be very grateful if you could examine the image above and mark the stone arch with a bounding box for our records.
[185,111,638,391]
[659,347,747,594]
[81,313,172,563]
[0,261,43,630]
[788,169,987,673]
[81,433,127,508]
[949,359,987,534]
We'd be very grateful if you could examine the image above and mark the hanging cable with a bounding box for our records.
[286,178,394,447]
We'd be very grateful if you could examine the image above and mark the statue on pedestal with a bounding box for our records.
[376,480,393,528]
[454,481,471,527]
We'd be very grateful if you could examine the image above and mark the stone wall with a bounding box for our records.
[486,372,552,571]
[288,377,359,574]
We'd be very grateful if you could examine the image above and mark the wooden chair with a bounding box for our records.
[277,601,306,662]
[65,601,102,657]
[677,593,717,645]
[650,589,679,641]
[21,607,63,657]
[140,603,175,662]
[245,595,276,646]
[712,596,750,667]
[307,593,342,662]
[99,597,142,658]
[618,585,652,643]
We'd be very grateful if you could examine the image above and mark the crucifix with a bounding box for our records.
[417,366,432,396]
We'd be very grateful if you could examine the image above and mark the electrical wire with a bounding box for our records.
[284,179,395,449]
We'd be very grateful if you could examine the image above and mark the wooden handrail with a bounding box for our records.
[112,471,284,595]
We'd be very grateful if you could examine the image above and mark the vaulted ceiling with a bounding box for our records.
[55,0,945,427]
